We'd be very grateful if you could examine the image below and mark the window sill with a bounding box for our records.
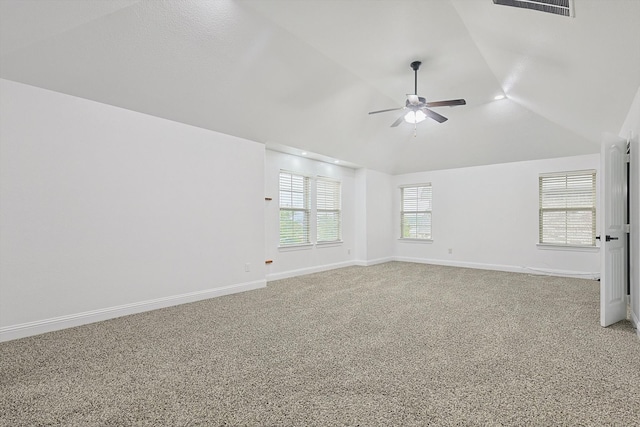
[398,238,433,244]
[316,241,343,248]
[279,244,313,252]
[536,244,599,252]
[278,241,344,251]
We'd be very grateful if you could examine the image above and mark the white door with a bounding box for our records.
[600,133,627,327]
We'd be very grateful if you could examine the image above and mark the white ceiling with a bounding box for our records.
[1,0,638,174]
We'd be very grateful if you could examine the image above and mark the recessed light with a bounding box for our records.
[494,94,505,100]
[301,152,307,155]
[333,160,340,164]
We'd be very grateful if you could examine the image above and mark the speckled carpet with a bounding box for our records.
[1,262,639,426]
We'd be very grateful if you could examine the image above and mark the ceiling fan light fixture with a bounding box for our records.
[404,110,427,124]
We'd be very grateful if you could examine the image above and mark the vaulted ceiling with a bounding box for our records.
[1,0,638,174]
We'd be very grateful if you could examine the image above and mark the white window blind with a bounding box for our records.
[539,170,596,246]
[317,177,341,243]
[401,184,432,239]
[279,171,310,246]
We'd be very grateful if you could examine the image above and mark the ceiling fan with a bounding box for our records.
[369,61,466,128]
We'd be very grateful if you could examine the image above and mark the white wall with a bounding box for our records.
[393,154,601,278]
[620,85,640,333]
[264,150,356,280]
[359,169,394,265]
[0,79,266,341]
[354,168,368,262]
[2,77,628,342]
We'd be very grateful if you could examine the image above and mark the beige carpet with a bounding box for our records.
[1,262,639,426]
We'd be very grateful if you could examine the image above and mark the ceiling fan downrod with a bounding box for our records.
[410,61,421,95]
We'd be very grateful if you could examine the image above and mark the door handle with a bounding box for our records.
[605,235,619,241]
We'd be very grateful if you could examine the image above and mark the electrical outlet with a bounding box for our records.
[244,263,250,272]
[448,248,453,254]
[347,248,351,255]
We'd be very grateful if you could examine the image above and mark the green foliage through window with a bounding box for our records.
[279,172,310,246]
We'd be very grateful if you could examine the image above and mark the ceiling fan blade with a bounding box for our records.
[422,108,448,123]
[369,107,404,115]
[425,99,466,108]
[407,94,420,105]
[390,115,405,127]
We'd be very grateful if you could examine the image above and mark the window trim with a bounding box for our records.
[538,169,596,248]
[536,243,599,252]
[400,183,433,241]
[316,176,342,244]
[279,170,311,248]
[278,171,344,250]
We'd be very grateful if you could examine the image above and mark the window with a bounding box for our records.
[401,184,432,239]
[539,170,596,246]
[279,172,310,246]
[317,177,341,243]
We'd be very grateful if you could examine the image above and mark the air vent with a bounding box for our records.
[493,0,574,17]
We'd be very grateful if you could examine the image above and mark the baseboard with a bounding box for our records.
[267,257,398,281]
[266,261,357,281]
[0,279,266,343]
[393,257,599,280]
[266,257,598,281]
[631,309,640,338]
[353,257,394,267]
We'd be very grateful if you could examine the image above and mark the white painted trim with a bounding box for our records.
[392,256,599,280]
[398,238,433,244]
[268,258,396,280]
[355,257,395,267]
[266,261,356,281]
[0,280,266,343]
[270,256,598,280]
[316,241,344,248]
[536,244,600,252]
[278,244,314,251]
[631,309,639,338]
